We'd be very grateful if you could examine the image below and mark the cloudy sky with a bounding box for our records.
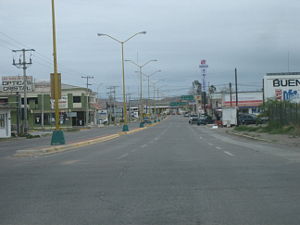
[1,0,300,99]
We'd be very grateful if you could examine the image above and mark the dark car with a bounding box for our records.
[189,117,199,125]
[189,114,198,124]
[197,115,214,125]
[238,114,259,125]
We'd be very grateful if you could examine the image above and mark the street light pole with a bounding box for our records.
[143,70,161,115]
[97,31,146,131]
[50,0,65,145]
[151,79,164,122]
[125,59,157,127]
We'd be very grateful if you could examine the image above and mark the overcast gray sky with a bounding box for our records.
[1,0,300,98]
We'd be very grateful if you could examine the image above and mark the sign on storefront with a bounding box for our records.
[1,76,34,92]
[51,96,68,109]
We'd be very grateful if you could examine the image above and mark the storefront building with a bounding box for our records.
[0,78,99,131]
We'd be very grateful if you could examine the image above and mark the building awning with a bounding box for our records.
[223,100,262,107]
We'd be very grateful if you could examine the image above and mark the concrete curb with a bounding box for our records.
[14,122,161,157]
[228,131,272,143]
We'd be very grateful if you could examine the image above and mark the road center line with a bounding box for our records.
[117,153,129,160]
[208,142,213,146]
[216,146,222,150]
[141,144,147,148]
[224,151,234,157]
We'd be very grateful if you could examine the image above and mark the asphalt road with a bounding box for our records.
[0,122,139,157]
[1,116,300,225]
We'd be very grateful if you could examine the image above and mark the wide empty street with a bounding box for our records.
[1,116,300,225]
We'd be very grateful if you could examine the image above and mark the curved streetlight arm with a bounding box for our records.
[142,59,157,68]
[148,70,161,78]
[97,33,122,44]
[151,79,164,85]
[125,59,140,68]
[124,31,146,43]
[126,59,157,69]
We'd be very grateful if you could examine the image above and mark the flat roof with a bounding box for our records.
[266,72,300,76]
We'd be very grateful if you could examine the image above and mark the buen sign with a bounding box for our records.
[264,73,300,103]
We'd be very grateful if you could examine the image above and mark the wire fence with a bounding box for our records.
[268,101,300,127]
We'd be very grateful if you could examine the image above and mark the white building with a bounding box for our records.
[222,91,263,114]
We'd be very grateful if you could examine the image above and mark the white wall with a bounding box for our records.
[0,109,11,138]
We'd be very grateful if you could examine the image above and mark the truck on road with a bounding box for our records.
[222,107,237,127]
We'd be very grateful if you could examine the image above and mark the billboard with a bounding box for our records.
[264,73,300,103]
[1,76,34,92]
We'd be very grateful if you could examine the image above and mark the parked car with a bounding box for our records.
[238,114,259,125]
[189,117,199,125]
[198,114,214,125]
[189,114,198,124]
[184,112,190,117]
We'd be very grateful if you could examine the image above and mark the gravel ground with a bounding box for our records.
[210,125,300,148]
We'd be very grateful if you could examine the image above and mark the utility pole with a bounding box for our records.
[235,68,239,126]
[81,76,94,126]
[107,86,118,125]
[229,82,232,107]
[16,92,21,136]
[157,88,160,121]
[262,79,265,110]
[12,48,35,134]
[153,87,157,122]
[106,90,112,125]
[41,93,44,128]
[127,93,132,122]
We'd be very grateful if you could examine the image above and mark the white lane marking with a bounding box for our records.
[208,142,213,146]
[141,144,147,148]
[154,137,159,141]
[199,136,203,140]
[61,160,80,165]
[117,153,129,160]
[216,146,222,150]
[224,151,234,157]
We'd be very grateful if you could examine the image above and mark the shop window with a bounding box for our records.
[0,114,5,128]
[21,98,38,104]
[35,114,41,124]
[73,96,81,103]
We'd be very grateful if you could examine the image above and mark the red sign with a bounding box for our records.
[201,60,206,65]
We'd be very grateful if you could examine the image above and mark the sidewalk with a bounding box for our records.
[212,125,300,148]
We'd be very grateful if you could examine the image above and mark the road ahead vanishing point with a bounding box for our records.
[1,116,300,225]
